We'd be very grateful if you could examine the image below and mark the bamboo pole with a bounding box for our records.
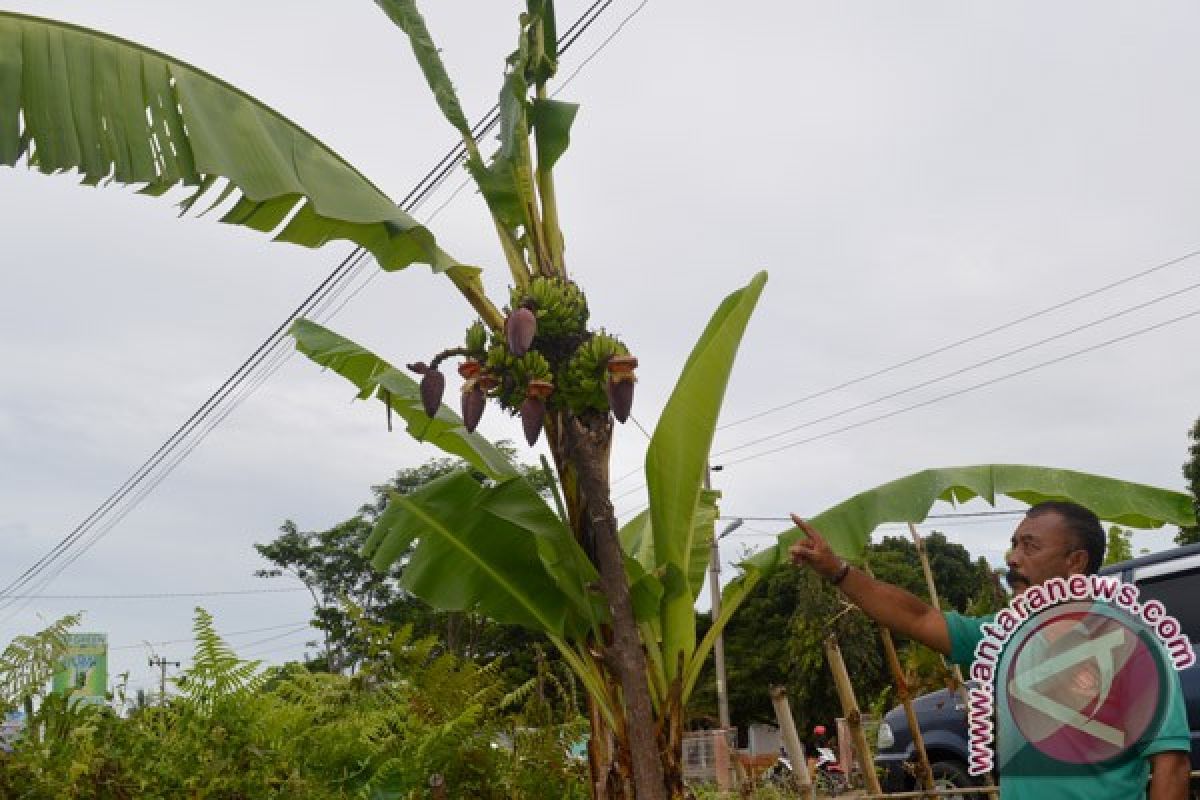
[909,523,996,790]
[769,685,814,798]
[864,562,937,796]
[855,787,999,799]
[823,634,884,797]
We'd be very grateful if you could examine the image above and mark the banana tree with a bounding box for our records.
[4,4,1197,799]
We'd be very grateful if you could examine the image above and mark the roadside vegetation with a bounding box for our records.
[0,609,589,799]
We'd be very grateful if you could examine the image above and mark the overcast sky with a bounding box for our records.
[2,1,1199,698]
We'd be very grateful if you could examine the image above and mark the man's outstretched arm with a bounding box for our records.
[788,515,952,656]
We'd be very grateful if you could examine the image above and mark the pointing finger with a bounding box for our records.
[790,514,822,541]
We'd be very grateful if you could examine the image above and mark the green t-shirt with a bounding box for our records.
[945,610,1190,799]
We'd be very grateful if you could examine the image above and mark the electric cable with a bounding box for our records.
[610,292,1200,508]
[717,247,1200,431]
[719,510,1026,522]
[714,279,1200,457]
[234,625,317,653]
[0,248,368,612]
[722,306,1200,467]
[0,587,307,600]
[111,621,312,651]
[612,254,1200,488]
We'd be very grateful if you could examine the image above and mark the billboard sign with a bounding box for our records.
[51,632,108,707]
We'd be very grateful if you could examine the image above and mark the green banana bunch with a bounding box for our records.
[510,276,589,339]
[557,332,629,414]
[486,345,554,410]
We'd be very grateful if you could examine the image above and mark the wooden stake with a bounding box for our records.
[864,562,937,795]
[909,522,996,790]
[769,685,814,795]
[856,788,999,799]
[823,634,884,797]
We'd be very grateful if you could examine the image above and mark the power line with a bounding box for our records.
[607,246,1200,493]
[717,246,1200,431]
[236,625,317,654]
[610,300,1200,508]
[239,634,319,660]
[722,305,1200,467]
[0,587,308,600]
[718,510,1026,522]
[726,517,1024,534]
[0,1,634,618]
[111,621,311,651]
[713,279,1200,457]
[0,248,368,616]
[0,343,302,623]
[396,0,615,214]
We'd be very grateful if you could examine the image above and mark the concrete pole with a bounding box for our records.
[709,516,743,731]
[147,655,179,706]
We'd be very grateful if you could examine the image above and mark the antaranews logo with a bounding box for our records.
[966,575,1194,777]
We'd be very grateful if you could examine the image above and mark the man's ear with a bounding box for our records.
[1066,547,1090,575]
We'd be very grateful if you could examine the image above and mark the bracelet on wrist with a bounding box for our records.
[830,559,851,586]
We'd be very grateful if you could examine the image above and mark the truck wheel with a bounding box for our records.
[930,760,980,799]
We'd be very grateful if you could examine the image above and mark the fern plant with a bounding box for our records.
[173,607,271,715]
[0,612,82,717]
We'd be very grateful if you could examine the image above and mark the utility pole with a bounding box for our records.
[148,655,180,706]
[705,461,742,732]
[710,515,742,730]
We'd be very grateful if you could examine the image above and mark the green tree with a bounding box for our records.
[5,6,1196,797]
[255,450,550,674]
[1177,416,1200,546]
[692,534,990,734]
[869,532,980,611]
[1104,525,1135,566]
[965,556,1008,615]
[697,566,887,735]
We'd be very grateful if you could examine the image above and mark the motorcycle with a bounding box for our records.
[762,747,849,796]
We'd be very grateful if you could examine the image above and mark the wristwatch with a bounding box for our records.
[830,559,851,586]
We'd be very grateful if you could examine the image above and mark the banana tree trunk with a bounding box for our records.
[660,694,688,797]
[558,411,669,800]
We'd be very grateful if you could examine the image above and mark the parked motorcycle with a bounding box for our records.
[762,747,849,796]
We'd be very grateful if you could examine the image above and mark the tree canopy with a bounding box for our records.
[1177,415,1200,546]
[1104,525,1135,565]
[254,449,555,679]
[689,532,998,738]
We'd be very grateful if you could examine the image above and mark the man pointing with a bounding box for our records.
[788,501,1191,799]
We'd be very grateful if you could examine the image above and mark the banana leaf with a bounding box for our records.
[373,0,471,137]
[620,488,721,604]
[367,471,601,638]
[682,464,1197,701]
[752,464,1196,572]
[645,271,767,680]
[0,12,452,272]
[290,318,517,481]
